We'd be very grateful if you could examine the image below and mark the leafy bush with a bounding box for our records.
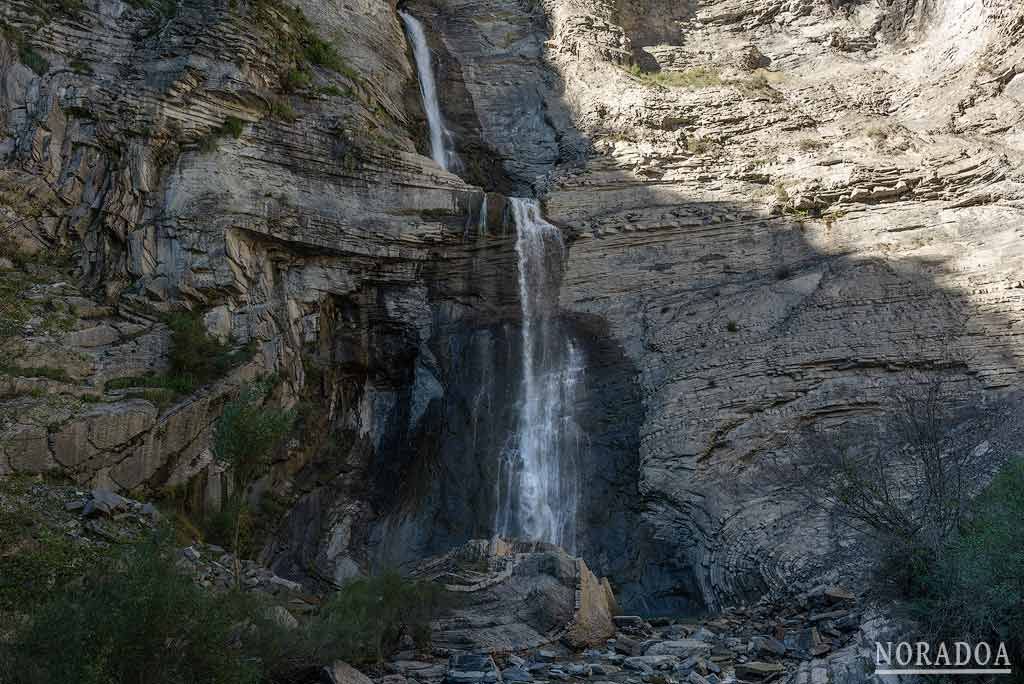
[0,500,100,611]
[19,46,49,76]
[797,138,826,152]
[268,96,298,122]
[0,528,443,682]
[104,311,252,398]
[214,382,294,488]
[311,571,443,665]
[0,534,263,684]
[282,67,311,93]
[167,310,235,383]
[303,34,343,71]
[627,64,723,88]
[222,116,245,138]
[906,459,1024,658]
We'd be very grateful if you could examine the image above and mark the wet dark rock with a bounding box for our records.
[412,540,615,652]
[782,628,820,654]
[809,610,850,623]
[824,586,856,604]
[735,662,785,681]
[83,488,128,517]
[501,667,532,683]
[614,616,648,631]
[749,636,786,657]
[624,656,675,672]
[646,641,712,659]
[445,654,501,684]
[614,635,646,656]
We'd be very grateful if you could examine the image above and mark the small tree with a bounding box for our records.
[909,459,1024,658]
[213,381,293,586]
[778,373,997,595]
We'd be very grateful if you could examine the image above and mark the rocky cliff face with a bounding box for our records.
[2,0,1023,616]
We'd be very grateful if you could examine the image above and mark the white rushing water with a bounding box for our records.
[496,198,582,550]
[396,14,580,549]
[399,11,460,172]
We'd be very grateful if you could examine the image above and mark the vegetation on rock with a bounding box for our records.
[907,458,1024,663]
[212,380,294,575]
[313,571,442,665]
[106,310,254,396]
[0,480,443,683]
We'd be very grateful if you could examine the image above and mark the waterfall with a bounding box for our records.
[399,11,460,172]
[496,198,582,551]
[478,194,488,234]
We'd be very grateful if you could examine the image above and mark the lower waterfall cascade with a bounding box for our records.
[495,198,584,551]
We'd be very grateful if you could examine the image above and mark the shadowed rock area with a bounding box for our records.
[411,538,616,652]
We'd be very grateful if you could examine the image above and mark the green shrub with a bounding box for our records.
[303,34,341,70]
[0,534,264,684]
[167,310,253,388]
[797,137,826,152]
[104,311,252,397]
[214,382,293,488]
[627,65,722,88]
[282,67,311,93]
[197,116,246,153]
[212,382,293,577]
[311,571,443,665]
[0,504,100,611]
[222,115,244,138]
[19,45,49,76]
[268,96,298,122]
[317,84,348,98]
[906,459,1024,657]
[0,526,441,682]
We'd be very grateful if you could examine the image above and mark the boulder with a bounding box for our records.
[614,635,645,656]
[501,667,532,682]
[445,654,502,684]
[64,324,119,348]
[646,640,712,659]
[83,488,128,517]
[324,662,373,684]
[623,656,676,672]
[412,540,616,653]
[264,605,298,630]
[564,560,616,649]
[750,636,786,657]
[783,627,820,653]
[613,616,647,631]
[734,662,785,681]
[824,586,855,604]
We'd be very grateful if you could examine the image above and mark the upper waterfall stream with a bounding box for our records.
[399,11,460,172]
